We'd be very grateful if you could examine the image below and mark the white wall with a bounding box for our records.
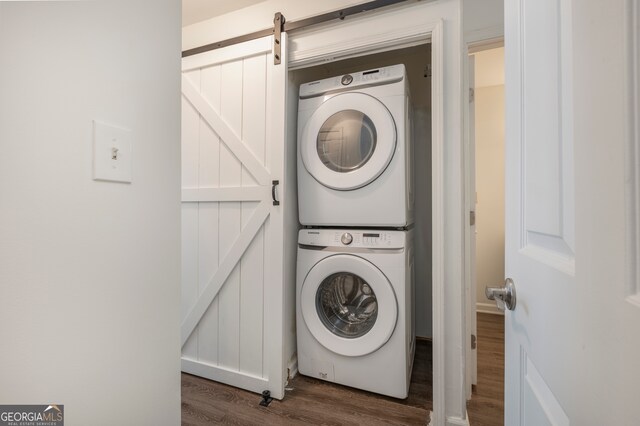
[182,0,269,27]
[474,47,504,87]
[183,0,366,51]
[463,0,504,43]
[0,2,181,425]
[473,48,505,313]
[474,84,505,312]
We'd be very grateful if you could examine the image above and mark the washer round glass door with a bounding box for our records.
[301,93,396,190]
[301,254,398,357]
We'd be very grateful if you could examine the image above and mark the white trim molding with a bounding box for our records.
[626,0,640,304]
[427,412,471,426]
[430,18,447,426]
[289,22,432,70]
[465,25,503,46]
[286,355,298,384]
[476,302,505,315]
[287,2,435,70]
[446,413,471,426]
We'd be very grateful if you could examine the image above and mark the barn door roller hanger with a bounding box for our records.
[273,12,285,65]
[181,0,410,59]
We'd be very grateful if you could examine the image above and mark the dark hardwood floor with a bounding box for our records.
[182,339,431,425]
[467,313,505,426]
[181,313,504,425]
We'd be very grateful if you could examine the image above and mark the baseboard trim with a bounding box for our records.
[446,412,471,426]
[416,336,433,342]
[286,356,298,384]
[476,302,504,315]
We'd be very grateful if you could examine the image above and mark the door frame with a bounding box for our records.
[462,35,505,401]
[463,51,477,401]
[288,1,463,424]
[626,0,640,302]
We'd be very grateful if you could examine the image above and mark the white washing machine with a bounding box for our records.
[297,64,414,227]
[296,228,415,399]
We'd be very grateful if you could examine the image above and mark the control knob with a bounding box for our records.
[341,233,353,245]
[341,74,353,85]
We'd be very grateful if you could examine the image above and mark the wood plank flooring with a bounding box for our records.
[181,313,504,425]
[182,339,431,425]
[467,313,505,426]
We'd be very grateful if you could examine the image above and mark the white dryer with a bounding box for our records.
[297,64,413,227]
[296,228,415,399]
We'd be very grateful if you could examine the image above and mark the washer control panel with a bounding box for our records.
[299,229,405,249]
[340,232,353,245]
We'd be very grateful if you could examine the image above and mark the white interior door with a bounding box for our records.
[180,34,288,398]
[503,0,576,422]
[503,0,640,424]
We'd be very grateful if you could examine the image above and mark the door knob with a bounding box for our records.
[485,278,517,311]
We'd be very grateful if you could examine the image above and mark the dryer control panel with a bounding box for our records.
[299,64,406,99]
[299,229,406,249]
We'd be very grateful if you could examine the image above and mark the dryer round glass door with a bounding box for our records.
[301,92,396,190]
[316,110,377,173]
[301,254,398,357]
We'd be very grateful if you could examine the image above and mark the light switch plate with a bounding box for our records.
[93,120,132,183]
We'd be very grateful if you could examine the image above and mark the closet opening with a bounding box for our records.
[285,42,434,420]
[180,2,458,423]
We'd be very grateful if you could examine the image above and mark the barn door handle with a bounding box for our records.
[272,180,280,206]
[485,278,517,311]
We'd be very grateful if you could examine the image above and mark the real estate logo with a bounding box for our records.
[0,405,64,426]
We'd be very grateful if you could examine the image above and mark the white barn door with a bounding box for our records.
[181,35,288,399]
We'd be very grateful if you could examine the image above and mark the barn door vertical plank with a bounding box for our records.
[181,69,201,360]
[197,64,222,365]
[217,59,244,371]
[239,54,268,377]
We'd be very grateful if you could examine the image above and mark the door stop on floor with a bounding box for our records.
[259,390,273,407]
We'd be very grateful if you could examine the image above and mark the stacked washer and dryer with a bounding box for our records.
[296,64,416,399]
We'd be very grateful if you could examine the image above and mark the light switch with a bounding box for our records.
[93,120,132,183]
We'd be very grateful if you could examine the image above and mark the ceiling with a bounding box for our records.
[182,0,268,27]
